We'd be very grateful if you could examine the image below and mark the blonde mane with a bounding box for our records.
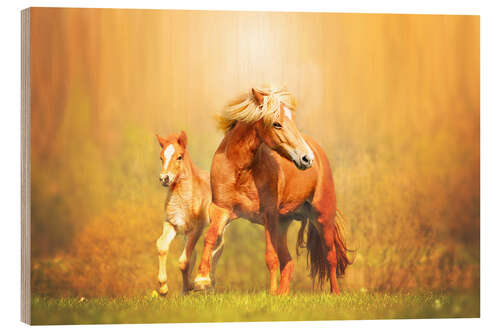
[217,87,296,132]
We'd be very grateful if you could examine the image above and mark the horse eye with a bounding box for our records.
[273,122,282,129]
[177,155,183,160]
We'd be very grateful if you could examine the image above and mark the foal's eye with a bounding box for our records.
[273,122,282,129]
[177,155,183,160]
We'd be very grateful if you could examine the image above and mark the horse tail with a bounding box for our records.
[296,208,353,288]
[332,208,353,277]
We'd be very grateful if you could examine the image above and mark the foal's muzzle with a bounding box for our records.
[159,174,171,187]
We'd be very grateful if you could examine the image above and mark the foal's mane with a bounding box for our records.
[217,87,296,132]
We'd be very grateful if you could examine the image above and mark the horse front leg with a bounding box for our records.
[193,203,231,291]
[264,214,280,295]
[209,224,228,288]
[156,222,176,295]
[178,227,202,293]
[277,218,294,295]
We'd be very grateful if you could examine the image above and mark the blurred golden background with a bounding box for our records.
[30,8,479,296]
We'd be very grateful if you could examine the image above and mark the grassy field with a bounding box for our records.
[31,291,479,325]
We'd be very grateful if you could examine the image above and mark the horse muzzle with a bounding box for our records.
[291,151,314,170]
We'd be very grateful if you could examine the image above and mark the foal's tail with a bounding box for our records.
[296,209,352,288]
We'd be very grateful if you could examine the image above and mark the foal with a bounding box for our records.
[155,131,223,295]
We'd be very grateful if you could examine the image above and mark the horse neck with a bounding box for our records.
[171,151,196,193]
[226,122,262,170]
[183,150,205,184]
[181,151,196,180]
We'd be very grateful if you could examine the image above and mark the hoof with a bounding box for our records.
[159,283,169,296]
[193,276,212,292]
[181,285,194,295]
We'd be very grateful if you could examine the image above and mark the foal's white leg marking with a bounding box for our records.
[162,144,175,170]
[157,222,176,295]
[178,241,188,271]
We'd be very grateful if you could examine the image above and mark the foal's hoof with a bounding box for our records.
[159,283,169,296]
[193,276,212,292]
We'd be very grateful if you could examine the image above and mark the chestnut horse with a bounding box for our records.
[156,131,224,295]
[193,88,351,295]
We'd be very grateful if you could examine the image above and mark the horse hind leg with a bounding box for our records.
[178,227,202,293]
[320,217,341,294]
[189,251,197,281]
[315,212,350,294]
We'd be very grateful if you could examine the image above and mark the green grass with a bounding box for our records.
[31,291,479,325]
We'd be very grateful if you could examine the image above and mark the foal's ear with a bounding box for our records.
[252,88,265,106]
[178,130,188,149]
[156,134,166,148]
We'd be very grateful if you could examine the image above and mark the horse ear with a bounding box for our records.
[178,130,188,148]
[156,134,165,148]
[252,88,264,106]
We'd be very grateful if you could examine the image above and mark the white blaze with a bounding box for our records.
[303,138,315,161]
[162,144,175,170]
[283,106,314,162]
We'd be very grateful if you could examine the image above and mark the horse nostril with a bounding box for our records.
[301,155,310,164]
[160,175,169,183]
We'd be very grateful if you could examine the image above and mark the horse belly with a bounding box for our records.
[279,199,306,216]
[279,168,316,216]
[234,194,263,224]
